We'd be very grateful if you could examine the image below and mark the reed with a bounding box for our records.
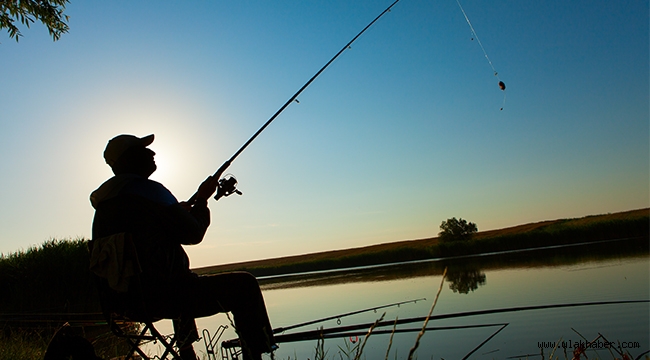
[407,267,447,360]
[384,317,398,360]
[354,312,385,360]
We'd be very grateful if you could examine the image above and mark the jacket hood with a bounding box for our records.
[90,174,142,209]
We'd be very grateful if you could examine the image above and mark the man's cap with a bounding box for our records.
[103,134,154,167]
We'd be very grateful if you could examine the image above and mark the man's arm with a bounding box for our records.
[171,175,220,245]
[167,202,210,245]
[179,175,220,209]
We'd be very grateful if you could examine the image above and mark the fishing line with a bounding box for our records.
[188,0,402,204]
[268,322,509,344]
[455,0,507,110]
[237,299,649,345]
[272,298,425,334]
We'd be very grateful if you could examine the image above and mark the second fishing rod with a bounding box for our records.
[188,0,401,204]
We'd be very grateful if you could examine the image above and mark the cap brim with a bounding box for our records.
[140,134,154,147]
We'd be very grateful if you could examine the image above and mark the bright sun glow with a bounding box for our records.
[148,134,191,196]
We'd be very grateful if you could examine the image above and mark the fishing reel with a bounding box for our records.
[214,174,242,201]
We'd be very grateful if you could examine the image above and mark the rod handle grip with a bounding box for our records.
[187,160,232,204]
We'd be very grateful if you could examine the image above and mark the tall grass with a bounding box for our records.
[0,238,99,316]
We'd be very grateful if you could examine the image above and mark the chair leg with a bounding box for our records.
[114,321,183,360]
[147,323,182,359]
[121,323,153,360]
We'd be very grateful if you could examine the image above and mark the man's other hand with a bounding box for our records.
[193,175,220,203]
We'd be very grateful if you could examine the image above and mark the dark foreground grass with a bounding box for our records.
[0,328,48,360]
[0,326,133,360]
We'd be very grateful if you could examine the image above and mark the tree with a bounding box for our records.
[1,0,70,42]
[438,217,478,242]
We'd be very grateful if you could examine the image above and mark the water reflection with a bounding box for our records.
[446,267,486,294]
[146,239,649,359]
[258,237,646,291]
[255,239,648,359]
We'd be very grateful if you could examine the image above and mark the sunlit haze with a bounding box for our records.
[0,1,647,267]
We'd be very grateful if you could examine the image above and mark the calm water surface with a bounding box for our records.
[149,249,649,359]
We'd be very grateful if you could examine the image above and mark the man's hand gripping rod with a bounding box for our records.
[188,0,401,204]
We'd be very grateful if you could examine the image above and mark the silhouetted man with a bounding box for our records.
[90,134,275,360]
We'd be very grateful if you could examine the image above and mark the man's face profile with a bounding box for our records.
[112,146,157,178]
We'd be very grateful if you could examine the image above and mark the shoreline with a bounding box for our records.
[193,208,649,277]
[255,235,647,282]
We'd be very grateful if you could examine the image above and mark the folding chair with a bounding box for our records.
[89,234,183,360]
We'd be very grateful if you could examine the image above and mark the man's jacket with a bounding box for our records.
[90,174,210,311]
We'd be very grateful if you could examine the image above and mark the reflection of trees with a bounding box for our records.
[446,268,486,294]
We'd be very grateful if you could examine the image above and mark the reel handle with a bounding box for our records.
[214,175,242,201]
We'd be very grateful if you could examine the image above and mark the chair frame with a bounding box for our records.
[107,312,182,360]
[90,235,184,360]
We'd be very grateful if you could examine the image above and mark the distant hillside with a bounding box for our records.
[193,208,649,277]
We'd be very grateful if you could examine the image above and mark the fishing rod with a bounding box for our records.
[287,323,510,360]
[220,299,649,347]
[188,0,401,204]
[221,323,510,360]
[268,322,508,344]
[272,298,426,334]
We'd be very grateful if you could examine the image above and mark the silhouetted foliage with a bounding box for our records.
[439,217,478,242]
[0,238,97,315]
[0,0,70,42]
[446,268,486,294]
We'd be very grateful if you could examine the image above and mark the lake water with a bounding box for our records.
[148,244,649,359]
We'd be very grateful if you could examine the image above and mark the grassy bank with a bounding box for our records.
[194,208,649,277]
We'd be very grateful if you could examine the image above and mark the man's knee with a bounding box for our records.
[196,271,260,295]
[228,271,261,293]
[232,271,259,284]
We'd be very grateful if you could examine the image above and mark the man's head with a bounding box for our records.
[104,134,156,177]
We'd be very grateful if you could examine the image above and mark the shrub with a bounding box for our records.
[439,217,478,242]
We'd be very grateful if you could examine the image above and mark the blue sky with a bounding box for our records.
[0,0,647,267]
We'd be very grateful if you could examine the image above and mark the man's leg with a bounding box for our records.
[184,271,276,358]
[173,317,199,360]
